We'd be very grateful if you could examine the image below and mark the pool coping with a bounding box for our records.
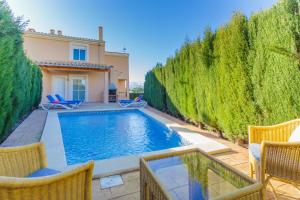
[41,107,231,178]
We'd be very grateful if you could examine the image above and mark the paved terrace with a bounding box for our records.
[1,103,299,200]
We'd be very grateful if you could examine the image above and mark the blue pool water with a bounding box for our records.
[58,109,187,165]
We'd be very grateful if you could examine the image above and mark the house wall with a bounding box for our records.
[23,29,129,103]
[105,53,129,97]
[41,69,51,103]
[41,69,106,103]
[24,37,70,61]
[118,79,127,92]
[88,72,106,101]
[23,36,105,63]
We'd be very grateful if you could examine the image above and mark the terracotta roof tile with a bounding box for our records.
[36,60,113,70]
[25,30,101,43]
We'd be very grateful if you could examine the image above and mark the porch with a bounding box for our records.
[38,60,129,103]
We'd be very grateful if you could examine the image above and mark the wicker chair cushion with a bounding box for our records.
[288,126,300,142]
[249,144,261,160]
[27,168,61,178]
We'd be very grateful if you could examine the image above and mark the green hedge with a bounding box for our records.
[129,92,143,100]
[0,2,42,141]
[144,63,167,111]
[144,0,300,139]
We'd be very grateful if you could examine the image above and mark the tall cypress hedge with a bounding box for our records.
[0,2,42,141]
[248,0,300,125]
[144,0,300,139]
[213,13,256,138]
[144,63,166,111]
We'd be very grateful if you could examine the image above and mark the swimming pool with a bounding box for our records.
[58,109,188,165]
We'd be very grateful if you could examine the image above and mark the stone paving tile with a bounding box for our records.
[275,195,300,200]
[1,109,47,147]
[93,171,140,200]
[276,184,300,199]
[93,179,113,200]
[110,192,139,200]
[266,191,283,200]
[269,179,286,188]
[110,178,140,198]
[122,171,139,182]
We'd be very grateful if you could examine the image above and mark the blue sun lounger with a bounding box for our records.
[43,95,74,110]
[55,94,82,107]
[118,95,147,108]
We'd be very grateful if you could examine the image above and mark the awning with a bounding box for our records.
[36,60,113,71]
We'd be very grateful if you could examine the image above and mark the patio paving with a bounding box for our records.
[1,103,299,199]
[95,142,299,200]
[93,171,140,200]
[0,109,47,147]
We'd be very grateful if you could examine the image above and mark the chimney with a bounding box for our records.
[50,29,55,34]
[57,30,62,36]
[98,26,103,41]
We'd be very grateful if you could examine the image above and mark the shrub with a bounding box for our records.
[213,13,257,138]
[0,2,42,141]
[193,29,218,128]
[144,63,166,111]
[144,0,300,139]
[248,0,300,125]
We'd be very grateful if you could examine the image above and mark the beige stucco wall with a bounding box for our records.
[23,30,129,103]
[41,69,51,103]
[118,79,127,92]
[41,69,106,103]
[23,36,105,63]
[88,72,106,102]
[83,43,105,64]
[24,37,69,61]
[105,53,129,96]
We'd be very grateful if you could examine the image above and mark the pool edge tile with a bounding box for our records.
[41,111,67,170]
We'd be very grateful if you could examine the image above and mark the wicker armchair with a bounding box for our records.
[261,142,300,193]
[248,119,300,198]
[0,143,94,200]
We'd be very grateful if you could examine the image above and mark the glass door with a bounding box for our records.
[71,77,86,101]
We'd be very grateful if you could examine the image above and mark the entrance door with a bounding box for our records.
[52,76,66,98]
[71,77,87,101]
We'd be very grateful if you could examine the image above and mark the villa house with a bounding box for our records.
[23,26,129,103]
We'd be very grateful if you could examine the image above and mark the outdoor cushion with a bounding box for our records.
[249,143,261,161]
[27,168,61,178]
[119,99,134,103]
[55,94,81,104]
[47,95,57,103]
[288,126,300,142]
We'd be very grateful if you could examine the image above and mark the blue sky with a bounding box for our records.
[7,0,277,83]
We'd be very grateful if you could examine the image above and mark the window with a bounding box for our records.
[72,78,86,101]
[72,45,87,61]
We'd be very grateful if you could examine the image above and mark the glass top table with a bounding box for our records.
[140,148,262,200]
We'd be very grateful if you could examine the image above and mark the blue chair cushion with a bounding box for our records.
[119,100,134,103]
[249,144,261,161]
[27,168,61,178]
